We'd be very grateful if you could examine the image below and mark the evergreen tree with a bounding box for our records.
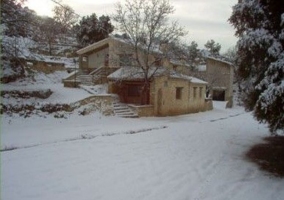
[188,41,200,64]
[229,0,284,134]
[204,39,221,56]
[75,14,114,48]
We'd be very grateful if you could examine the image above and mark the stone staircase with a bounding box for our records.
[113,101,138,118]
[77,67,118,85]
[77,75,93,85]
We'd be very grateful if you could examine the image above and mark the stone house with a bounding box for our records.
[63,36,212,117]
[205,57,234,102]
[177,57,234,103]
[107,67,210,116]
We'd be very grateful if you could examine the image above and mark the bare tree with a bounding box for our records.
[113,0,187,104]
[53,4,78,42]
[36,16,61,55]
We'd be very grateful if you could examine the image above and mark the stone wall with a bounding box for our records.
[129,105,154,117]
[63,80,81,88]
[151,76,208,116]
[206,58,234,101]
[71,95,116,116]
[27,60,65,74]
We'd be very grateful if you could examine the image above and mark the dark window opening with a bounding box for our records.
[176,87,183,99]
[213,90,225,101]
[193,87,197,98]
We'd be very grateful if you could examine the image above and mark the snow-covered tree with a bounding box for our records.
[75,14,114,48]
[1,0,35,37]
[113,0,186,104]
[1,0,36,82]
[229,0,284,134]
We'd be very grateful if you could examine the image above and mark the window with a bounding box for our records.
[82,56,87,62]
[199,87,203,98]
[176,87,183,99]
[193,87,197,99]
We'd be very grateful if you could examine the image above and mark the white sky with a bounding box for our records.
[25,0,238,52]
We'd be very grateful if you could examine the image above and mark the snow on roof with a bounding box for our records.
[77,35,163,55]
[207,56,233,66]
[212,86,227,90]
[107,67,166,81]
[76,37,111,55]
[169,71,207,84]
[108,67,207,84]
[170,59,191,67]
[197,64,207,71]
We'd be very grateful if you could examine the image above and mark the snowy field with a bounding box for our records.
[2,100,284,200]
[1,72,283,200]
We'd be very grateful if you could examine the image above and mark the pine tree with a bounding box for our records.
[75,14,114,48]
[204,39,221,56]
[229,0,284,134]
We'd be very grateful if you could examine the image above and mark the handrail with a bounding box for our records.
[63,70,78,81]
[89,66,104,75]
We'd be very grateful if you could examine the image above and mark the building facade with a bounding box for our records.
[64,36,213,116]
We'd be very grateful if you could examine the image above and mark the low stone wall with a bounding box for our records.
[1,89,52,99]
[205,98,213,111]
[71,95,116,116]
[27,60,65,74]
[63,80,81,88]
[129,105,154,117]
[225,96,233,108]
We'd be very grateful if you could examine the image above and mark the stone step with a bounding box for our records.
[112,101,138,118]
[115,110,134,114]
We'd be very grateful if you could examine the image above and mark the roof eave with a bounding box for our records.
[76,37,112,55]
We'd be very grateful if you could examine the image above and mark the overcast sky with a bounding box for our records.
[25,0,238,52]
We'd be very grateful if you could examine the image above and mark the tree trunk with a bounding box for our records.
[141,81,150,105]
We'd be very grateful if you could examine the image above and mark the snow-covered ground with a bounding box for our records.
[1,72,283,200]
[1,71,94,106]
[1,99,284,200]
